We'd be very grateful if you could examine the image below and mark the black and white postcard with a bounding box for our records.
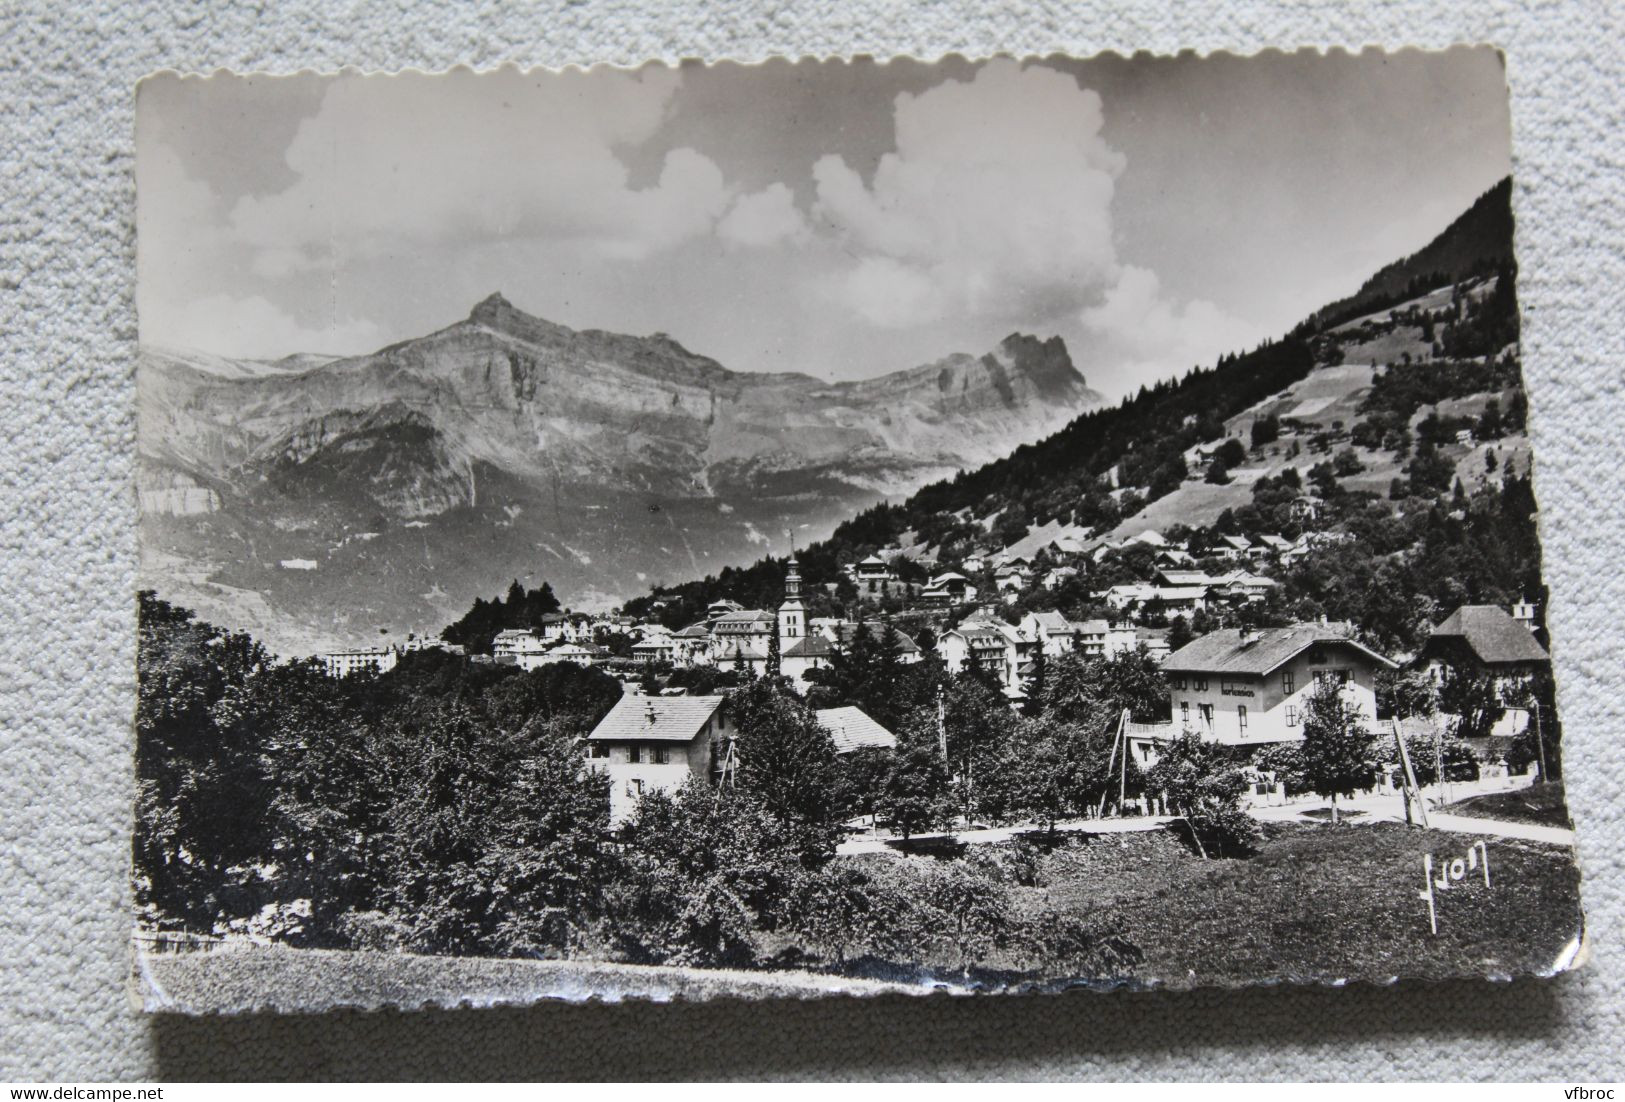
[132,50,1584,1012]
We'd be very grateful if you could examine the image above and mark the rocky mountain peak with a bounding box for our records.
[468,291,517,327]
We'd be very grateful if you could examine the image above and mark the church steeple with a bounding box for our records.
[778,554,805,640]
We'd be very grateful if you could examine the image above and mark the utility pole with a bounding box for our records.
[1532,696,1549,783]
[1392,719,1429,828]
[1118,708,1130,812]
[936,684,947,761]
[1434,720,1445,806]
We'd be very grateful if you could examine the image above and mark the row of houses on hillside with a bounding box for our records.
[317,633,466,677]
[628,558,923,691]
[1089,526,1315,569]
[1096,567,1280,619]
[583,600,1553,827]
[936,609,1170,699]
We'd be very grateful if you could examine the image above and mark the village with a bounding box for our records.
[314,514,1557,841]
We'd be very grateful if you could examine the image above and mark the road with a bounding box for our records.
[837,813,1173,855]
[836,774,1574,856]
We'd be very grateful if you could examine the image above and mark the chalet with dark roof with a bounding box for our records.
[1417,604,1550,682]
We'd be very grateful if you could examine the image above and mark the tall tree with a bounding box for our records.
[1298,678,1377,825]
[726,680,841,857]
[135,591,278,931]
[880,745,950,843]
[994,719,1073,838]
[765,617,782,678]
[1025,642,1049,717]
[1436,666,1506,741]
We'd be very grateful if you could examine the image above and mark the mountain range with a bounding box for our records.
[619,178,1522,630]
[138,295,1103,652]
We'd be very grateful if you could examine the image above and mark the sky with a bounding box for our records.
[136,48,1512,400]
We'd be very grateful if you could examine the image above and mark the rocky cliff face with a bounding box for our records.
[138,294,1102,652]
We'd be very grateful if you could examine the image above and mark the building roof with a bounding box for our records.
[1164,623,1396,676]
[1427,605,1550,666]
[815,707,898,753]
[1157,570,1217,586]
[1152,586,1209,601]
[587,694,724,742]
[858,554,888,567]
[713,638,767,661]
[784,634,837,659]
[713,610,773,629]
[674,623,712,639]
[833,622,921,654]
[1026,610,1072,633]
[492,628,535,641]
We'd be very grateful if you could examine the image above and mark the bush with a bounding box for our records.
[1144,733,1260,858]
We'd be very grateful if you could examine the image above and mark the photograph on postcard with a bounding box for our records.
[132,49,1583,1012]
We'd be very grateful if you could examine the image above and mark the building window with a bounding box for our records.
[1180,701,1190,724]
[651,746,669,765]
[1281,671,1295,694]
[1171,676,1187,690]
[1238,705,1248,732]
[1199,704,1214,727]
[627,746,642,764]
[1285,706,1298,727]
[588,744,608,759]
[1194,678,1209,692]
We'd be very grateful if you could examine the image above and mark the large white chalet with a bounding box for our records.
[1131,622,1396,764]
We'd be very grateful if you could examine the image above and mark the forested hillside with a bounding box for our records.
[621,178,1528,646]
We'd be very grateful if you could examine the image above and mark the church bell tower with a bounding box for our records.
[778,555,805,641]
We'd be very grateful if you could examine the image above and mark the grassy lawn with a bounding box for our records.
[1444,782,1572,829]
[139,819,1583,1011]
[844,819,1582,990]
[1055,822,1580,987]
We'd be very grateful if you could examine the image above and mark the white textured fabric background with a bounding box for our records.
[2,0,1622,1081]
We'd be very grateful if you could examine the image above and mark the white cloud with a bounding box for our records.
[149,292,385,360]
[812,59,1126,329]
[717,183,810,248]
[1081,265,1259,381]
[227,67,730,271]
[136,140,383,356]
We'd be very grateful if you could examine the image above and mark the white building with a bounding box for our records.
[319,646,398,678]
[585,694,732,825]
[938,614,1033,696]
[1130,623,1396,766]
